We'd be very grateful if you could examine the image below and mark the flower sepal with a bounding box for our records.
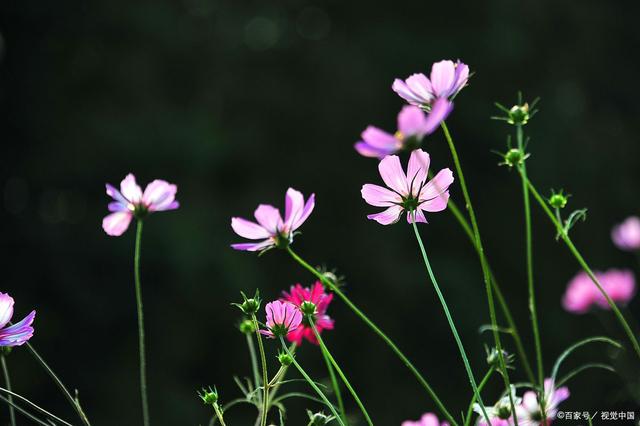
[232,290,262,316]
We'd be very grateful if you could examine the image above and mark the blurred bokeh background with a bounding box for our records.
[2,1,640,424]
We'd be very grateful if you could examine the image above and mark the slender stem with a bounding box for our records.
[0,394,52,426]
[134,220,150,426]
[310,320,372,426]
[268,343,296,402]
[246,333,261,400]
[1,354,16,426]
[515,124,546,421]
[441,121,518,426]
[250,314,269,426]
[0,386,73,426]
[523,173,640,360]
[447,198,535,383]
[278,337,345,426]
[410,215,490,425]
[286,246,458,426]
[463,367,495,426]
[213,404,227,426]
[24,342,91,425]
[319,340,347,424]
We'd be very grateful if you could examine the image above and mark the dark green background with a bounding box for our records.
[2,1,640,424]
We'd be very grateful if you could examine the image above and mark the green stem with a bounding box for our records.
[246,333,261,400]
[516,124,546,420]
[1,354,16,426]
[279,337,345,426]
[310,320,372,426]
[251,314,269,426]
[268,344,297,402]
[0,386,73,426]
[0,393,52,426]
[410,214,490,425]
[523,174,640,360]
[286,246,458,426]
[447,198,536,383]
[213,404,227,426]
[319,340,347,424]
[134,220,150,426]
[463,367,495,426]
[441,121,518,426]
[24,342,91,425]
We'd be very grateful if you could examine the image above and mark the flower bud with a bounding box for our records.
[198,386,219,406]
[486,347,514,370]
[549,191,569,209]
[239,319,255,334]
[277,350,293,366]
[300,300,317,316]
[503,148,527,168]
[508,103,530,125]
[233,290,262,315]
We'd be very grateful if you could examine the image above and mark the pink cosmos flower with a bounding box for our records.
[231,188,315,252]
[515,378,569,426]
[563,269,636,314]
[102,173,179,236]
[260,301,303,339]
[354,106,445,159]
[612,216,640,251]
[0,293,36,347]
[281,281,334,345]
[392,60,469,128]
[361,149,453,225]
[401,413,449,426]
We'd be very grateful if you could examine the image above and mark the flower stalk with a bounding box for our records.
[250,313,269,426]
[440,121,518,425]
[286,246,458,426]
[1,353,16,426]
[319,344,347,424]
[133,219,151,426]
[278,337,345,426]
[310,319,372,426]
[522,173,640,360]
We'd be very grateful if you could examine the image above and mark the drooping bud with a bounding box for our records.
[277,350,293,366]
[239,319,255,334]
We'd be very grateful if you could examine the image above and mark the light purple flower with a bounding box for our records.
[231,188,315,252]
[473,386,521,426]
[0,293,36,347]
[361,149,453,225]
[563,269,636,314]
[515,378,569,426]
[102,173,179,236]
[401,413,449,426]
[612,216,640,251]
[392,60,468,130]
[259,300,303,339]
[355,105,446,159]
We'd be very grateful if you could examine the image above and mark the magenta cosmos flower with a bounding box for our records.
[0,293,36,347]
[102,173,179,236]
[563,269,636,314]
[231,188,315,252]
[612,216,640,251]
[515,379,569,426]
[260,300,303,339]
[361,149,453,225]
[281,281,334,345]
[402,413,449,426]
[392,60,469,126]
[354,106,445,159]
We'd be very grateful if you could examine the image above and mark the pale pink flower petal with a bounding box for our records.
[422,98,453,133]
[430,60,457,98]
[419,191,450,213]
[142,179,179,211]
[354,142,393,159]
[367,205,404,225]
[361,184,402,207]
[401,412,448,426]
[596,269,636,308]
[120,173,143,203]
[102,211,133,236]
[0,294,14,329]
[392,78,428,106]
[562,271,597,314]
[378,155,407,194]
[419,168,454,201]
[0,310,35,347]
[230,241,274,252]
[398,106,429,137]
[406,149,430,196]
[284,188,304,230]
[405,73,435,103]
[106,183,128,205]
[360,126,400,150]
[406,208,427,224]
[254,204,283,234]
[231,217,271,240]
[290,193,315,231]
